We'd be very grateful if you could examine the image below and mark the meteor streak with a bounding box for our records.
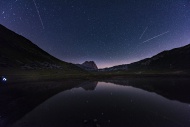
[33,0,44,29]
[139,26,148,39]
[142,31,169,43]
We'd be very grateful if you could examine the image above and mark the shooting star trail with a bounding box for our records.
[33,0,44,29]
[142,31,169,43]
[139,26,148,39]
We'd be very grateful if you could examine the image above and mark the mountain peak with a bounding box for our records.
[82,61,98,70]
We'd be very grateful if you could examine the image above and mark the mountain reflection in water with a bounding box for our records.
[8,78,190,127]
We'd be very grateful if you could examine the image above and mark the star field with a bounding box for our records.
[1,0,190,68]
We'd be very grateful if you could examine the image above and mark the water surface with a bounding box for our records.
[11,79,190,127]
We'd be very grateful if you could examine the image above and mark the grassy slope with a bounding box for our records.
[98,44,190,76]
[0,24,88,82]
[128,44,190,70]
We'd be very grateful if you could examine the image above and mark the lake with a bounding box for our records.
[1,78,190,127]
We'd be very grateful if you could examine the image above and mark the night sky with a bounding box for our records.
[1,0,190,68]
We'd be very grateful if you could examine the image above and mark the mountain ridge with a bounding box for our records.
[100,43,190,72]
[0,24,85,75]
[1,24,190,76]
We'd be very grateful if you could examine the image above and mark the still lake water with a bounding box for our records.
[8,78,190,127]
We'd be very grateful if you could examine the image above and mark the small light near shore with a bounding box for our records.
[1,76,7,82]
[3,78,7,81]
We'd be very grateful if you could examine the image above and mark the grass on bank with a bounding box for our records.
[1,68,190,83]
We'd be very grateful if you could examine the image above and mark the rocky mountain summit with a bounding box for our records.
[76,61,98,71]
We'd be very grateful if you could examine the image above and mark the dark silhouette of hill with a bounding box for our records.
[128,44,190,70]
[0,24,85,74]
[100,44,190,73]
